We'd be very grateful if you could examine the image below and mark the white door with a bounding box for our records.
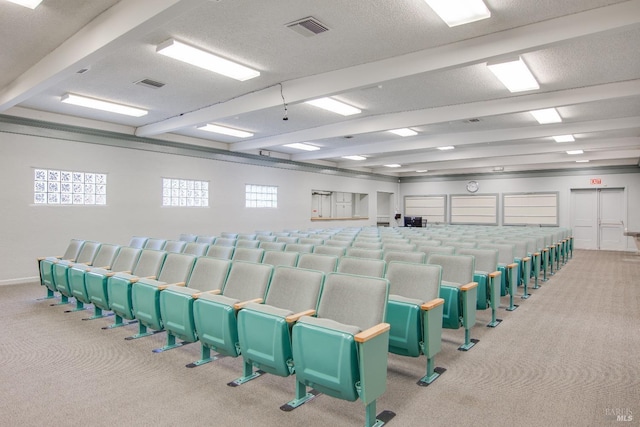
[570,188,626,250]
[571,189,597,250]
[599,188,626,250]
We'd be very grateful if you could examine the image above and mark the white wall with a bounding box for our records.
[0,130,397,283]
[401,172,640,249]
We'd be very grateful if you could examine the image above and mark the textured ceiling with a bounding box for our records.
[1,0,639,177]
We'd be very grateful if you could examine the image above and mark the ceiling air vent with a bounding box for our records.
[135,78,166,89]
[286,17,329,37]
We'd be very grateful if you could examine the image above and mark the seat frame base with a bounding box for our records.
[82,307,114,321]
[458,337,479,351]
[417,365,446,386]
[101,315,137,329]
[186,345,224,368]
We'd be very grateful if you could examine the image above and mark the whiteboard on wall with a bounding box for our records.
[404,195,447,223]
[503,192,559,226]
[450,194,498,225]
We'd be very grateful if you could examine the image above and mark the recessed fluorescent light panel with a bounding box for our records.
[553,135,575,143]
[415,170,428,173]
[384,164,402,168]
[566,150,584,155]
[305,98,361,116]
[61,93,147,117]
[487,57,539,92]
[342,155,367,161]
[283,143,320,151]
[437,145,455,151]
[197,124,253,138]
[576,160,590,163]
[157,39,260,81]
[530,108,562,124]
[424,0,491,27]
[388,128,418,137]
[5,0,42,8]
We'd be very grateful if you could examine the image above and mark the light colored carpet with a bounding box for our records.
[0,250,638,426]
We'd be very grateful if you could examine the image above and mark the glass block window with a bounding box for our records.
[34,168,107,205]
[245,184,278,208]
[162,178,209,207]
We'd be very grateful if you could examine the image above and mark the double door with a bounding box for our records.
[571,188,626,250]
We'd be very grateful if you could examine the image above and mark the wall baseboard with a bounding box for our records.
[0,276,39,286]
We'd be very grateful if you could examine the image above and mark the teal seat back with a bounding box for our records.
[385,262,442,357]
[237,266,325,377]
[292,273,389,402]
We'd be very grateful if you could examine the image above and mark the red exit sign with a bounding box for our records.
[590,178,602,185]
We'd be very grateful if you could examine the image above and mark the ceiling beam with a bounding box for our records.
[0,0,208,112]
[293,115,640,162]
[237,79,640,153]
[379,148,640,174]
[367,138,640,172]
[135,0,640,138]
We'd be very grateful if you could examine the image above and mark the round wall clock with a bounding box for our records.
[466,180,479,193]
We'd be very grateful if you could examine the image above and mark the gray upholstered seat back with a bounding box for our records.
[110,247,142,272]
[259,241,286,251]
[127,236,148,249]
[220,232,239,239]
[206,245,235,260]
[264,266,324,313]
[316,272,388,330]
[324,239,351,248]
[478,243,515,265]
[458,248,498,274]
[221,261,273,302]
[235,240,261,249]
[232,247,265,263]
[285,243,314,253]
[276,236,299,244]
[419,245,456,258]
[383,250,426,264]
[449,241,477,250]
[187,256,231,292]
[351,241,383,249]
[299,238,325,246]
[257,235,277,242]
[182,242,209,256]
[382,243,416,252]
[76,241,101,264]
[345,248,383,259]
[144,238,167,250]
[195,235,216,244]
[214,238,237,247]
[132,249,167,278]
[414,239,441,247]
[157,253,196,283]
[164,240,187,253]
[62,239,85,260]
[313,245,346,257]
[179,233,197,242]
[337,256,386,278]
[385,261,441,302]
[496,239,527,258]
[296,253,338,273]
[427,254,474,285]
[237,234,257,241]
[90,244,120,269]
[262,250,299,267]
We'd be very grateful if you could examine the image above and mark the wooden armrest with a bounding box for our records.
[542,248,548,252]
[37,257,46,261]
[421,298,444,311]
[533,252,540,256]
[460,281,478,291]
[286,309,316,323]
[522,256,531,262]
[157,281,185,291]
[233,298,263,310]
[354,323,390,343]
[489,271,501,278]
[507,263,518,269]
[192,289,221,299]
